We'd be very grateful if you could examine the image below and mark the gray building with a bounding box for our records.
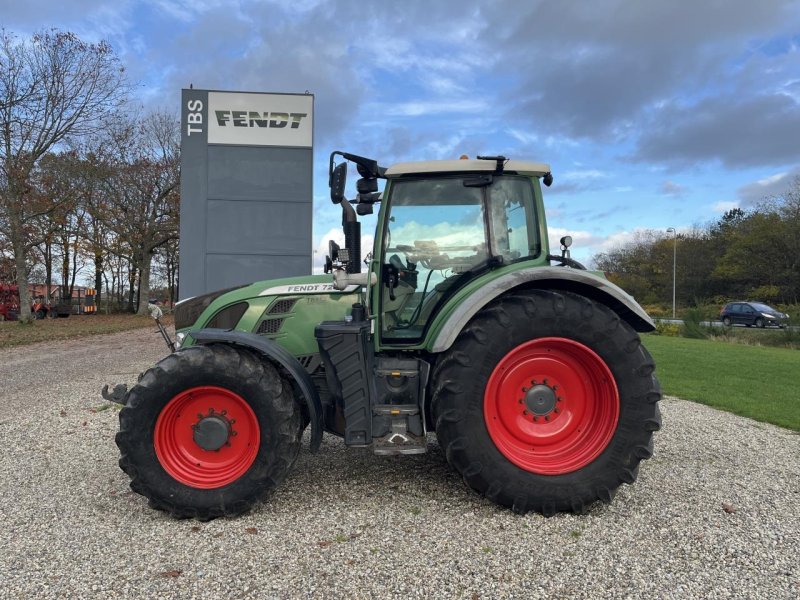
[179,89,314,299]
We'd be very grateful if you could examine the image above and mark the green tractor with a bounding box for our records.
[114,151,661,519]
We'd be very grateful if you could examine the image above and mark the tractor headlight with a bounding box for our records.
[175,332,187,348]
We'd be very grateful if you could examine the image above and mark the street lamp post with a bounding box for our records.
[666,227,677,319]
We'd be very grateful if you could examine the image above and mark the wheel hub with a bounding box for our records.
[524,384,556,416]
[484,337,620,475]
[192,409,235,451]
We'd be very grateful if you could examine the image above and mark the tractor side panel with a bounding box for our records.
[180,274,360,359]
[253,291,360,357]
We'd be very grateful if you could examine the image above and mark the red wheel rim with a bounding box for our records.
[154,386,260,489]
[484,337,619,475]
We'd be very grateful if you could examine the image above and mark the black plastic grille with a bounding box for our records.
[206,302,248,329]
[296,354,321,373]
[257,318,285,335]
[268,298,298,314]
[174,284,247,330]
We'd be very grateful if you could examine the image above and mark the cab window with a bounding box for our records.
[381,175,539,341]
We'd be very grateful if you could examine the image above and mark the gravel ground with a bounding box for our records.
[0,327,798,599]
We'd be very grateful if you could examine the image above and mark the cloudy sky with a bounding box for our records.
[3,0,800,266]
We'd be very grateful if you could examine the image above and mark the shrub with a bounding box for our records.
[681,307,708,339]
[653,321,680,337]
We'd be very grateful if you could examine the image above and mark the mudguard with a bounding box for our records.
[189,329,323,452]
[428,267,656,353]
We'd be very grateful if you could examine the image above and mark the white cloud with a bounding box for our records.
[506,128,538,145]
[383,99,489,117]
[547,227,605,254]
[712,200,739,213]
[562,169,608,181]
[594,228,662,254]
[737,165,800,206]
[756,172,788,186]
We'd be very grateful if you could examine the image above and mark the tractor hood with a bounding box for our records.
[174,275,359,332]
[174,274,363,357]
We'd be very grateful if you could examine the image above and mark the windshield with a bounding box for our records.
[750,303,776,312]
[381,175,539,341]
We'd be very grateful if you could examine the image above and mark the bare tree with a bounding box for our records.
[99,111,180,314]
[0,29,128,321]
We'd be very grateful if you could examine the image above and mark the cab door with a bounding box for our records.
[373,174,541,349]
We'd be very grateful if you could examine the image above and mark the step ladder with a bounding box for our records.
[372,404,427,455]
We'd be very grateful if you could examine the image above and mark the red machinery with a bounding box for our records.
[0,283,92,320]
[0,283,20,321]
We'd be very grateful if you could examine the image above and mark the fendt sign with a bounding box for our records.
[179,89,314,299]
[208,92,312,147]
[184,91,313,147]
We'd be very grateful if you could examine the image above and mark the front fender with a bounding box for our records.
[427,267,655,353]
[189,329,323,452]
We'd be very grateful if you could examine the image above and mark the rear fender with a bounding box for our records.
[189,329,323,452]
[428,267,655,353]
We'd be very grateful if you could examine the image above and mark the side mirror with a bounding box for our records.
[324,240,339,273]
[147,303,164,320]
[543,172,553,187]
[356,177,378,194]
[328,240,340,262]
[329,162,347,204]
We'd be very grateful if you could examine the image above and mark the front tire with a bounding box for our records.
[755,318,765,328]
[116,344,303,519]
[431,289,661,515]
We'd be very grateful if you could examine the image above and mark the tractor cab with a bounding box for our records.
[324,151,555,344]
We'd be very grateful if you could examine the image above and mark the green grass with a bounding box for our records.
[642,334,800,431]
[0,314,173,348]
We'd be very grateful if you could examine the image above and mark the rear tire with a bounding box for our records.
[722,316,732,326]
[431,289,661,516]
[116,344,303,519]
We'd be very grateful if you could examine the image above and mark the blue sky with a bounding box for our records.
[3,0,800,268]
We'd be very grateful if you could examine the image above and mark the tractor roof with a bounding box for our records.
[385,159,551,178]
